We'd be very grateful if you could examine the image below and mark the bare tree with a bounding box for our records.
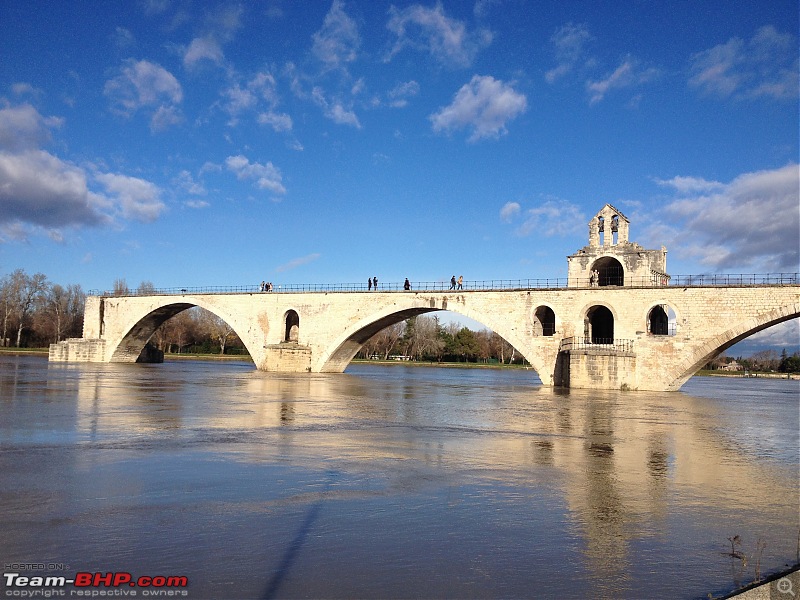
[113,278,129,296]
[405,315,443,360]
[6,269,48,347]
[137,280,156,295]
[197,309,235,354]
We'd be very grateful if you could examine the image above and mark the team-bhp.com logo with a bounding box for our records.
[4,572,189,597]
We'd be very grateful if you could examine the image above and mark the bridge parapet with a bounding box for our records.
[87,273,799,297]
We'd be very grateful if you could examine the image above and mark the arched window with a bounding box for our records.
[591,257,624,286]
[534,306,556,336]
[284,310,299,342]
[648,305,676,336]
[585,306,614,344]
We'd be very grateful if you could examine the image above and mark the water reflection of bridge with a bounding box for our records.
[68,366,798,596]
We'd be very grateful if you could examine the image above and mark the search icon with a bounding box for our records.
[777,577,795,596]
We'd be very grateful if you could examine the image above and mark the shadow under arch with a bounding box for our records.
[666,306,799,391]
[317,306,545,378]
[108,300,257,363]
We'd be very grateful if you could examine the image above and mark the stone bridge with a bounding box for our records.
[48,205,800,391]
[49,280,799,391]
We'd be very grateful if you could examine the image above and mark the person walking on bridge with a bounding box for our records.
[404,278,411,291]
[450,275,456,290]
[457,275,463,290]
[368,277,372,291]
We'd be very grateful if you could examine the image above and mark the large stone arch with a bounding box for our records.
[106,296,260,363]
[315,302,548,379]
[665,305,799,391]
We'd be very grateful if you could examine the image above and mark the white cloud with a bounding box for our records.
[0,103,61,151]
[514,199,586,237]
[499,201,520,222]
[312,0,360,70]
[174,170,206,196]
[688,25,798,100]
[276,253,321,273]
[225,154,286,195]
[654,175,724,194]
[184,36,224,68]
[653,164,799,271]
[104,59,183,129]
[311,86,360,128]
[257,111,293,132]
[545,23,592,84]
[0,150,107,227]
[385,3,492,68]
[586,58,657,105]
[430,75,527,142]
[387,80,420,107]
[0,104,167,235]
[94,172,166,222]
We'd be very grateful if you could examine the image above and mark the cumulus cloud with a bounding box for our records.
[184,36,224,68]
[545,22,592,83]
[512,199,586,237]
[387,80,420,108]
[311,86,360,128]
[499,201,520,222]
[652,164,799,271]
[586,57,658,105]
[0,102,62,151]
[312,0,360,70]
[0,150,108,228]
[385,3,492,68]
[0,103,167,237]
[689,25,798,100]
[93,172,166,222]
[275,253,322,273]
[104,59,183,129]
[225,154,286,195]
[430,75,527,142]
[221,72,292,132]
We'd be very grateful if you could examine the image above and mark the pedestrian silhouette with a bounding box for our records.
[450,275,456,290]
[404,278,411,291]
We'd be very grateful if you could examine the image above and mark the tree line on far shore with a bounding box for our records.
[706,349,800,374]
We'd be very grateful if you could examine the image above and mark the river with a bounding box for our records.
[0,354,798,599]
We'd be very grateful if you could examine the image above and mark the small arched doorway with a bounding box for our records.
[284,310,300,342]
[592,257,624,286]
[534,306,556,336]
[648,305,669,335]
[586,305,614,344]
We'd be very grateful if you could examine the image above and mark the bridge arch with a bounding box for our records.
[665,304,799,390]
[107,297,259,363]
[315,303,548,379]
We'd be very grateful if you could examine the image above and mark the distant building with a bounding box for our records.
[567,204,669,288]
[720,360,744,371]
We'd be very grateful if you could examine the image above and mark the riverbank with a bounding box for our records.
[6,347,800,378]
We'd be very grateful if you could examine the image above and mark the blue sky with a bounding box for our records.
[0,0,798,349]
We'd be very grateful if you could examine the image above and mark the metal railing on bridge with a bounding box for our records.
[87,272,799,297]
[560,337,635,354]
